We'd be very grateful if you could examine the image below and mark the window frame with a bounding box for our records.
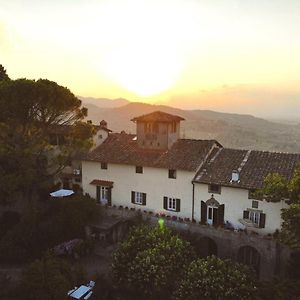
[136,166,143,174]
[101,162,108,170]
[208,184,221,194]
[249,210,260,225]
[168,169,177,179]
[252,200,259,209]
[167,198,177,211]
[135,192,143,205]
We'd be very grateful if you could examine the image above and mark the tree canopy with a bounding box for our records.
[174,255,257,300]
[20,254,85,300]
[0,78,93,203]
[0,64,10,81]
[112,224,195,299]
[257,168,300,249]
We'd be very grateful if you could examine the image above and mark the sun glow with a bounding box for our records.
[104,45,183,97]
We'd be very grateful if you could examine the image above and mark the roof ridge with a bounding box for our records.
[222,147,300,156]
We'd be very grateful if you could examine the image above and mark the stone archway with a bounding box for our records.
[238,245,261,275]
[196,236,218,258]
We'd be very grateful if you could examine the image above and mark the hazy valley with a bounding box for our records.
[80,97,300,153]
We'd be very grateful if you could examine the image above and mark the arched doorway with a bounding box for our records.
[196,236,218,258]
[238,246,260,275]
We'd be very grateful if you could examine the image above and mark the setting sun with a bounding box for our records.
[104,45,183,96]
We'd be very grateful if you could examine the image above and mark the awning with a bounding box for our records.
[50,189,74,197]
[90,179,113,187]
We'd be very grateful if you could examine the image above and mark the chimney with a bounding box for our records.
[100,120,107,129]
[87,120,92,124]
[231,170,240,183]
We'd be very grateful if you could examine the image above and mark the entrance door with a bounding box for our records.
[96,186,111,205]
[207,206,218,225]
[100,187,109,205]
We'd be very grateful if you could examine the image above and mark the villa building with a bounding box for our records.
[81,111,300,235]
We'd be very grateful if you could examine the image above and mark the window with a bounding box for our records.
[252,200,259,209]
[98,134,103,139]
[249,210,260,225]
[243,209,266,228]
[208,184,221,194]
[168,198,176,211]
[135,192,143,205]
[168,169,176,179]
[101,162,107,169]
[163,197,180,212]
[136,166,143,174]
[131,191,146,205]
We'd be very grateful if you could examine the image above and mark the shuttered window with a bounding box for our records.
[131,191,146,205]
[243,209,266,228]
[163,197,180,212]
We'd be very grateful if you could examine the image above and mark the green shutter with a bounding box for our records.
[107,188,112,206]
[163,197,168,210]
[131,191,135,204]
[243,210,249,219]
[201,201,207,224]
[218,204,225,226]
[259,213,266,228]
[96,186,100,202]
[176,199,180,212]
[142,193,147,206]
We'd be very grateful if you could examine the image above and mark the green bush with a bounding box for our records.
[112,225,195,299]
[174,255,257,300]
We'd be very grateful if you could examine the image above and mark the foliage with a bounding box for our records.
[288,168,300,203]
[280,204,300,249]
[0,211,21,238]
[255,173,288,202]
[0,64,9,81]
[258,278,300,300]
[0,195,100,262]
[0,77,93,204]
[112,225,195,299]
[19,254,84,300]
[174,255,257,300]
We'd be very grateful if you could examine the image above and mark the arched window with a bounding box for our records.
[238,246,260,275]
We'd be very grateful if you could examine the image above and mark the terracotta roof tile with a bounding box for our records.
[85,133,218,172]
[194,148,300,189]
[90,179,113,187]
[131,111,185,123]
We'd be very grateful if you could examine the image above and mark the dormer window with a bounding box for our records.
[168,169,177,179]
[208,184,221,194]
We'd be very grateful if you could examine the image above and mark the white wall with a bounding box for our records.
[82,161,195,219]
[82,161,287,234]
[194,183,288,235]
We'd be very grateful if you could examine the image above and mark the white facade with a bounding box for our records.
[194,183,288,235]
[82,161,195,220]
[82,161,287,235]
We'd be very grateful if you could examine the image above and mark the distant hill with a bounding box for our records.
[79,96,130,108]
[83,101,300,153]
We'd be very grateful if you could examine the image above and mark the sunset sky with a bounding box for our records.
[1,0,300,118]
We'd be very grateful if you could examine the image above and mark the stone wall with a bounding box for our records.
[103,206,291,281]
